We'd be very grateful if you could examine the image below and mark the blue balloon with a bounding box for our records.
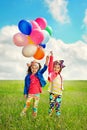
[18,20,32,35]
[39,43,46,48]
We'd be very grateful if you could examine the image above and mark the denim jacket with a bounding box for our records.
[24,64,47,95]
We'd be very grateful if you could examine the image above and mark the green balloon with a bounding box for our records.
[45,25,53,36]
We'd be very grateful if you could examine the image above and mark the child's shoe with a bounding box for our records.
[32,112,37,118]
[20,112,26,117]
[56,111,61,116]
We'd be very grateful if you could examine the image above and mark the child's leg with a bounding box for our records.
[21,94,33,116]
[55,95,62,116]
[32,94,40,117]
[48,93,55,116]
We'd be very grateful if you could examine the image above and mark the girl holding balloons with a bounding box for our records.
[20,55,49,118]
[47,51,65,116]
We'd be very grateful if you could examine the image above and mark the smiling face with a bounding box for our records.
[53,64,61,73]
[31,63,39,74]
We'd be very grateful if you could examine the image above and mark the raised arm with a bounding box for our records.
[39,55,50,74]
[48,51,53,73]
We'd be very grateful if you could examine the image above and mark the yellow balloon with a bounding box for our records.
[27,36,35,44]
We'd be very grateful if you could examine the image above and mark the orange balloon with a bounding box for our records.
[33,46,45,60]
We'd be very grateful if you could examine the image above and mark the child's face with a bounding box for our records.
[31,64,39,74]
[53,64,61,73]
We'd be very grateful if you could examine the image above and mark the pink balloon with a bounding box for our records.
[30,20,41,30]
[30,29,44,45]
[13,33,29,47]
[35,17,47,30]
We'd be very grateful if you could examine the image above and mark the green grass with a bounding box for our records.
[0,80,87,130]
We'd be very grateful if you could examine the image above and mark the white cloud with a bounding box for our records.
[0,26,32,80]
[0,26,87,80]
[45,0,70,24]
[83,9,87,27]
[46,39,87,80]
[82,9,87,43]
[82,34,87,43]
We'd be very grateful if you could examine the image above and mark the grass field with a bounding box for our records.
[0,80,87,130]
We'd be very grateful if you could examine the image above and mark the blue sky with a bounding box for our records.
[0,0,87,80]
[0,0,87,43]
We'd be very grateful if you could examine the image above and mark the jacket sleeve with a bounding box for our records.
[48,55,53,73]
[39,64,47,74]
[24,74,30,95]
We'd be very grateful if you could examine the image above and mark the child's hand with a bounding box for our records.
[24,94,27,98]
[62,86,64,90]
[50,51,53,56]
[45,55,49,65]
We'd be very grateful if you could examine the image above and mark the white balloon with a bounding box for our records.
[22,44,37,57]
[42,30,50,43]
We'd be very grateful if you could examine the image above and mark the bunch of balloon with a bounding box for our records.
[13,17,53,60]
